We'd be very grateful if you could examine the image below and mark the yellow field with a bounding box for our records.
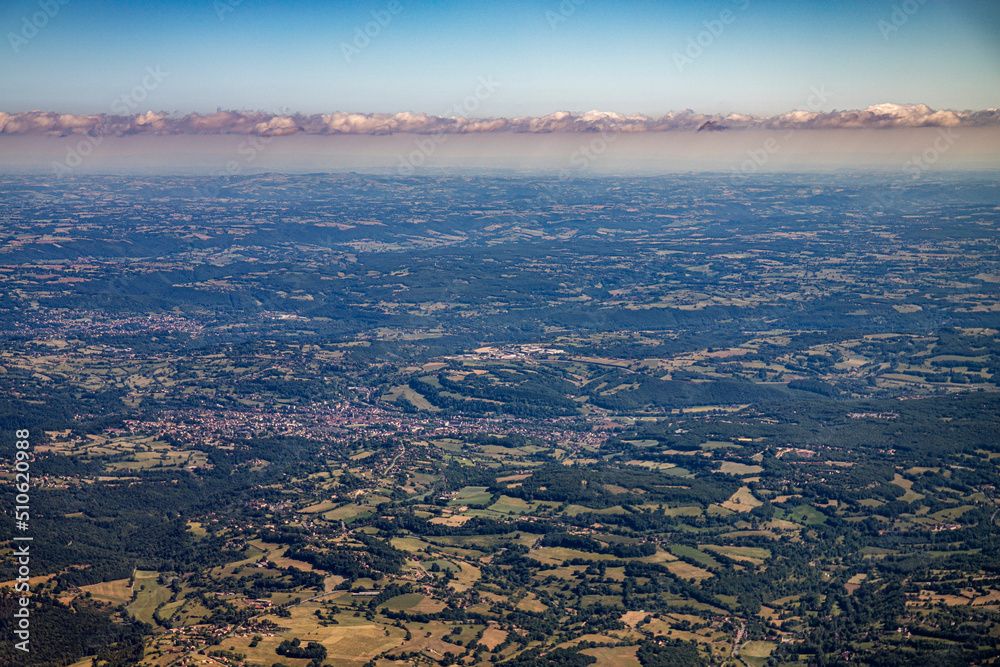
[666,561,713,581]
[390,536,427,552]
[891,474,925,502]
[245,605,406,665]
[529,547,621,564]
[703,545,771,563]
[385,620,480,661]
[721,486,763,512]
[580,645,641,666]
[450,561,481,591]
[742,640,776,658]
[479,626,508,650]
[429,514,472,526]
[639,548,678,563]
[80,577,132,605]
[125,570,171,624]
[323,504,371,522]
[301,499,339,513]
[717,461,764,475]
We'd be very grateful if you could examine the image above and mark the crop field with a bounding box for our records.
[665,561,714,582]
[125,571,172,625]
[782,505,828,525]
[449,486,492,506]
[7,174,1000,667]
[580,645,641,666]
[80,578,133,606]
[702,545,771,562]
[717,461,764,475]
[720,486,763,512]
[487,495,532,514]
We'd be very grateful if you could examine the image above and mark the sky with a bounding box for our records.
[2,0,999,117]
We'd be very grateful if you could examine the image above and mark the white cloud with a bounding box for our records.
[0,104,997,136]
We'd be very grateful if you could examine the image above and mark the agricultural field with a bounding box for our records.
[2,173,1000,666]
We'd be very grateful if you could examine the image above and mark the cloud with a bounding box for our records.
[1,104,997,137]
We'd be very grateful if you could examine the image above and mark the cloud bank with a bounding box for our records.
[1,104,997,138]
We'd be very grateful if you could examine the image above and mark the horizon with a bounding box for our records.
[4,0,998,175]
[3,0,999,116]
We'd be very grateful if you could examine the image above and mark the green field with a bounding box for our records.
[669,545,722,569]
[125,570,172,625]
[379,593,424,610]
[449,485,493,506]
[781,505,827,525]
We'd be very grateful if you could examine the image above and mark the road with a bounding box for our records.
[386,442,406,474]
[731,619,753,667]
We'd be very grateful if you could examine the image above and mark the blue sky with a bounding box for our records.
[2,0,998,116]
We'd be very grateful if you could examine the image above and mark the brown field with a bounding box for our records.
[448,561,481,591]
[665,561,713,581]
[251,605,405,664]
[844,573,868,595]
[496,473,533,483]
[0,573,56,589]
[301,499,339,514]
[270,553,319,572]
[429,514,473,526]
[721,486,763,513]
[411,596,448,613]
[529,547,621,564]
[385,620,481,661]
[80,577,132,605]
[717,462,765,475]
[479,626,508,650]
[639,548,678,563]
[620,611,649,626]
[702,545,770,563]
[516,595,547,612]
[580,645,641,666]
